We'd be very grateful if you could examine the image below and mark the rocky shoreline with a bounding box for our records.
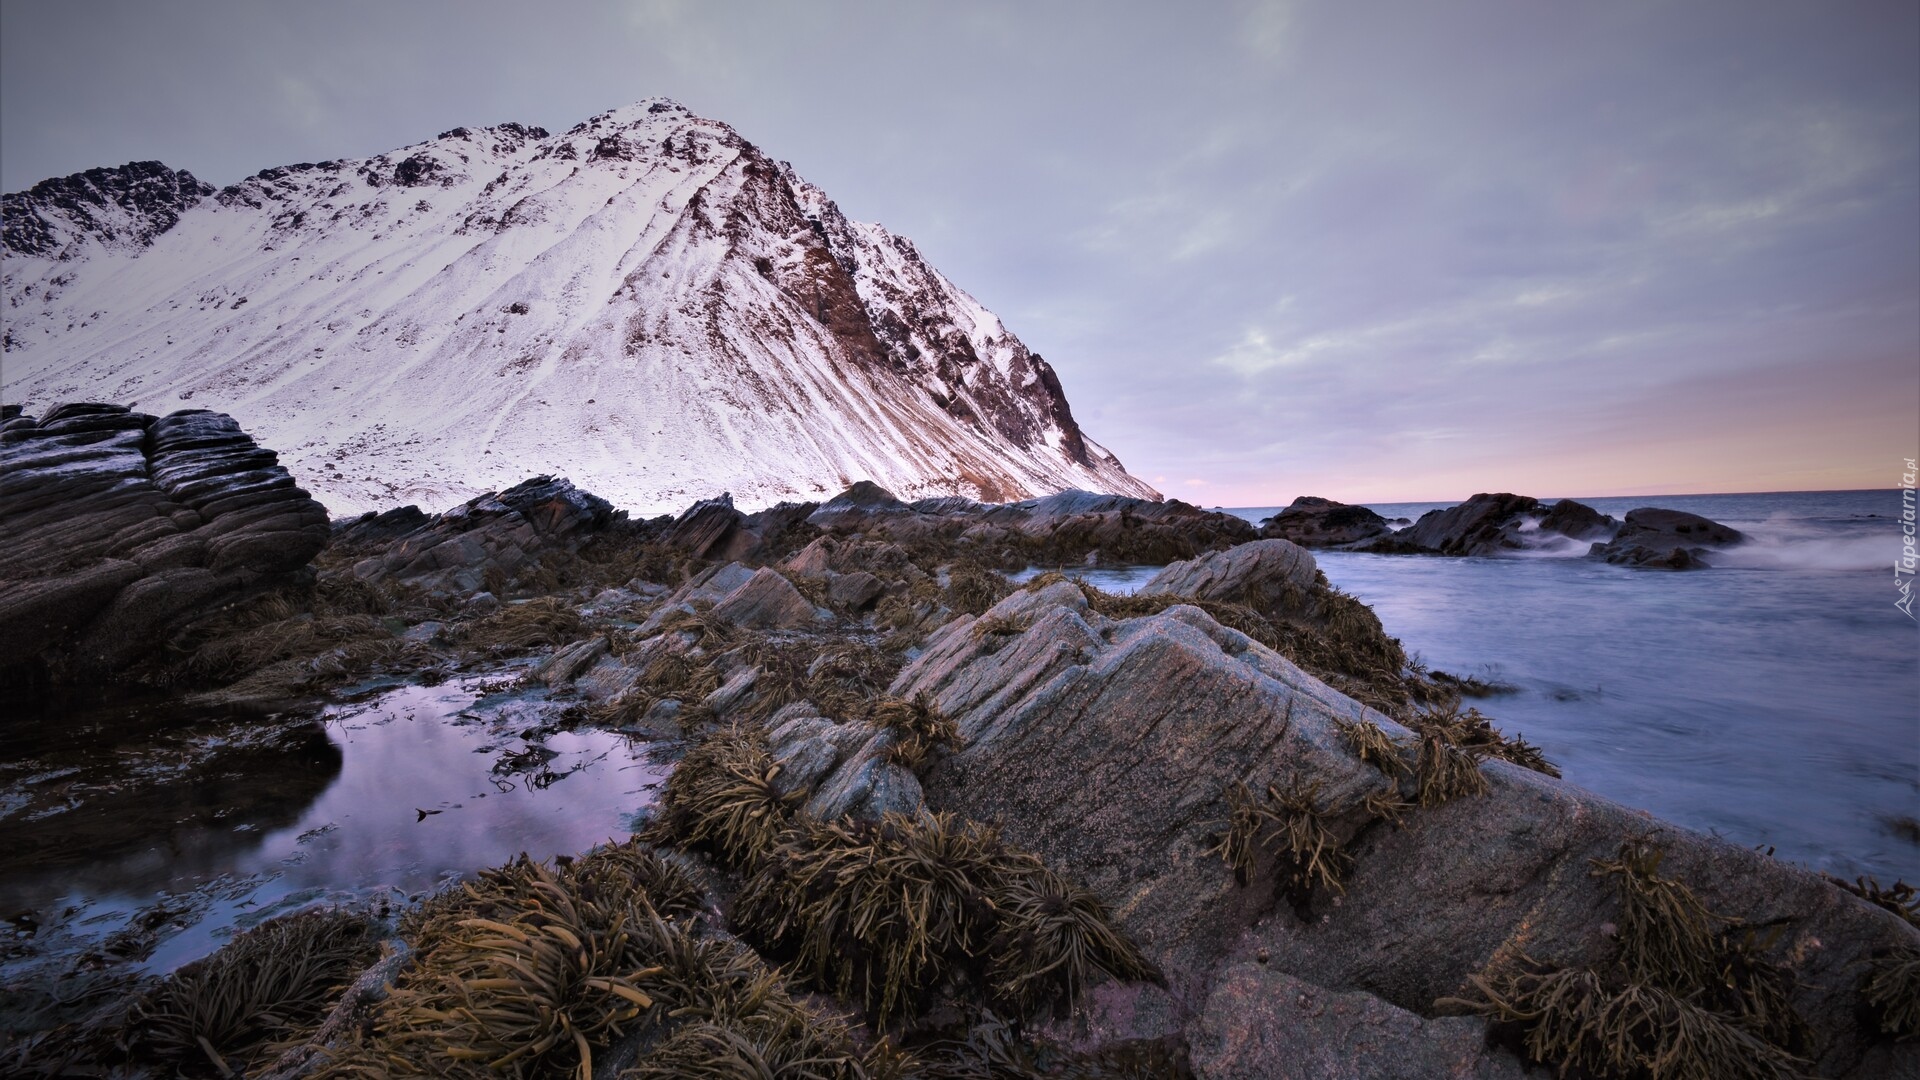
[2,407,1915,1078]
[1259,492,1749,569]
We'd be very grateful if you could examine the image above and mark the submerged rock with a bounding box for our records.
[1589,506,1745,569]
[0,404,329,686]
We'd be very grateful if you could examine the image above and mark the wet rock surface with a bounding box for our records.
[0,404,329,686]
[1388,492,1556,556]
[1192,963,1526,1079]
[1259,495,1393,547]
[1589,506,1747,569]
[897,576,1919,1078]
[1322,489,1746,570]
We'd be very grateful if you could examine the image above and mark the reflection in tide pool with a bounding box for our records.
[4,681,667,977]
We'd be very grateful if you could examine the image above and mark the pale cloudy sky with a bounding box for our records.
[3,0,1915,503]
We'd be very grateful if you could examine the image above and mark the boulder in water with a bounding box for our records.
[1588,506,1745,569]
[1259,496,1392,547]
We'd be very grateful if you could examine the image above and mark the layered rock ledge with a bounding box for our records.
[0,403,328,687]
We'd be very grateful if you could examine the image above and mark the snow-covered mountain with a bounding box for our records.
[1,100,1158,515]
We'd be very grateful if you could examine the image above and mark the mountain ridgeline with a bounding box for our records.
[0,100,1157,515]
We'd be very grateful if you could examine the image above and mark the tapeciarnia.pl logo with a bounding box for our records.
[1898,458,1917,620]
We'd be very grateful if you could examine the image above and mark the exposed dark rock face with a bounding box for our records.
[348,475,618,594]
[1539,497,1615,541]
[1258,496,1392,547]
[329,505,430,551]
[1,161,213,257]
[1393,492,1544,556]
[0,404,328,687]
[1357,492,1620,558]
[797,483,1255,568]
[1589,507,1746,569]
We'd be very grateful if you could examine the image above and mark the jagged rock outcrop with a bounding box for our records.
[1589,506,1746,569]
[347,475,618,595]
[662,494,749,561]
[3,101,1156,513]
[1259,496,1392,547]
[0,403,329,685]
[892,566,1918,1078]
[708,567,828,630]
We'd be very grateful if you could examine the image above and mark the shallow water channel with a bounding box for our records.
[1,677,667,1011]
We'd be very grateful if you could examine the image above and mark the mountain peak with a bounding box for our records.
[1,103,1159,514]
[1,160,213,258]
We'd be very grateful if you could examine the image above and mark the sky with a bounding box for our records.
[2,0,1915,505]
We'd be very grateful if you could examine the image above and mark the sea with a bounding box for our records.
[1047,490,1920,884]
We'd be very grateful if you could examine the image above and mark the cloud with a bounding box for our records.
[0,0,1911,504]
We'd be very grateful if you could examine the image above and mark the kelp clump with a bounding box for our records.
[642,724,799,867]
[944,562,1012,616]
[1863,945,1920,1041]
[732,812,1158,1027]
[1444,838,1812,1080]
[1209,779,1354,908]
[128,908,380,1077]
[1409,700,1558,778]
[311,840,891,1079]
[652,726,1158,1030]
[871,694,961,772]
[460,596,587,651]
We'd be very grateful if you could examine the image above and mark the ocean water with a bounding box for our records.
[1049,490,1920,881]
[1276,490,1920,880]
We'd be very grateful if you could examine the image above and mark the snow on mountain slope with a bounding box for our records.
[1,100,1158,516]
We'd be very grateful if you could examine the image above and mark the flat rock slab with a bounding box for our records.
[1191,963,1524,1080]
[710,567,827,630]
